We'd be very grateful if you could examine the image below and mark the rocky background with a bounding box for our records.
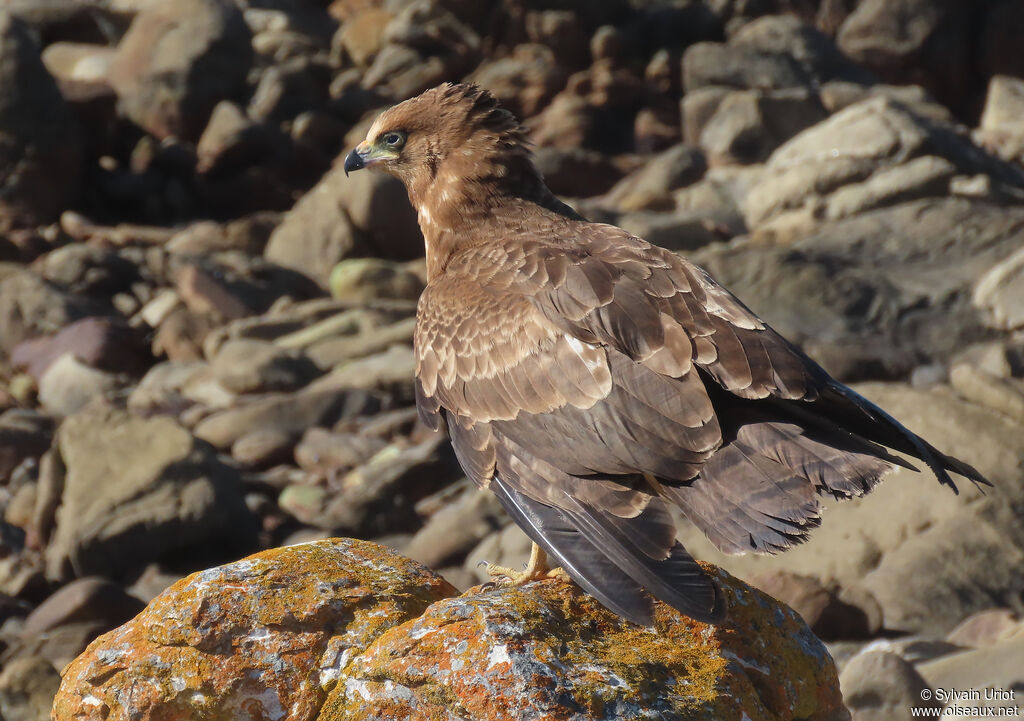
[0,0,1023,718]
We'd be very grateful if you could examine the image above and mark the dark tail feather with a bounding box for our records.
[490,476,724,626]
[490,476,658,625]
[820,383,991,494]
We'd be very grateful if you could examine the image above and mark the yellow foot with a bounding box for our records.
[483,543,570,586]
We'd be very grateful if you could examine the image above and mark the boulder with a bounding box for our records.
[836,0,972,112]
[0,13,82,229]
[108,0,253,141]
[469,44,568,120]
[0,271,109,356]
[602,143,706,211]
[839,651,941,721]
[52,539,457,721]
[918,634,1024,715]
[973,240,1024,332]
[55,539,850,721]
[682,41,811,93]
[742,96,1024,234]
[699,87,827,166]
[264,164,423,289]
[210,338,320,394]
[45,405,256,581]
[698,199,1024,380]
[37,353,124,416]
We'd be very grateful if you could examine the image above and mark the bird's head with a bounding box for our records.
[344,83,537,202]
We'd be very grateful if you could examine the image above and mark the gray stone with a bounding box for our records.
[823,155,957,221]
[837,0,971,111]
[699,87,827,166]
[210,338,319,394]
[974,245,1024,331]
[108,0,253,140]
[403,482,507,569]
[699,199,1024,380]
[0,271,109,356]
[918,635,1024,715]
[602,144,706,211]
[37,354,123,416]
[682,41,811,93]
[45,406,255,581]
[22,577,143,636]
[839,651,940,721]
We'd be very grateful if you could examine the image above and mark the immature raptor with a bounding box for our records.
[344,83,989,626]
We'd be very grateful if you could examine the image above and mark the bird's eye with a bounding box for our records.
[382,132,406,148]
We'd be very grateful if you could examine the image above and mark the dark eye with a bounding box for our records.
[382,132,405,147]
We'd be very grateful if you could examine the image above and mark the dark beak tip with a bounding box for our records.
[343,149,365,176]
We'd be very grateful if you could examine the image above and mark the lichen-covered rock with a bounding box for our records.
[52,539,458,721]
[323,565,849,721]
[54,540,847,721]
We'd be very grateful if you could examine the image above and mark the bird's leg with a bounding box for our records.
[483,543,570,585]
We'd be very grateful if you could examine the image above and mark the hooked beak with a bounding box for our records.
[344,141,372,176]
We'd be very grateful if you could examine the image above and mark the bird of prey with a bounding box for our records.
[344,83,990,627]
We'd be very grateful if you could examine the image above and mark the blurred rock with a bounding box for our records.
[37,244,138,297]
[682,41,810,93]
[335,7,392,68]
[21,577,143,637]
[45,405,256,581]
[127,360,208,417]
[975,75,1024,164]
[329,258,423,303]
[280,433,459,535]
[321,565,848,721]
[108,0,253,140]
[37,353,123,416]
[231,428,295,468]
[11,316,151,381]
[361,0,480,99]
[836,0,971,113]
[730,14,874,85]
[602,143,706,211]
[193,386,381,449]
[470,44,568,120]
[945,608,1021,648]
[752,571,880,641]
[743,96,1024,235]
[0,411,53,485]
[699,199,1024,380]
[918,634,1024,715]
[210,338,320,394]
[839,651,940,721]
[0,655,61,721]
[293,427,387,477]
[699,87,827,166]
[0,13,83,229]
[403,482,506,568]
[248,56,330,125]
[264,166,365,288]
[974,241,1024,332]
[530,60,646,153]
[196,101,277,175]
[949,363,1024,423]
[533,147,628,198]
[53,539,456,721]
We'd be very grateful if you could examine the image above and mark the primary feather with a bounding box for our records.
[346,83,990,626]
